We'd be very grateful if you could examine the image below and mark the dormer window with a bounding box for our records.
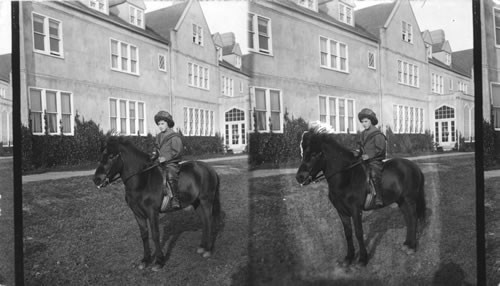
[236,55,241,68]
[339,3,353,25]
[298,0,317,11]
[89,0,108,14]
[402,21,413,43]
[216,47,223,61]
[445,53,451,65]
[129,5,144,29]
[192,24,203,46]
[426,44,432,58]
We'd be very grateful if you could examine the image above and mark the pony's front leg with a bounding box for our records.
[133,214,152,270]
[338,213,355,267]
[148,210,165,272]
[352,209,368,266]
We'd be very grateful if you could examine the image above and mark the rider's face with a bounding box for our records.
[157,120,168,132]
[361,118,372,130]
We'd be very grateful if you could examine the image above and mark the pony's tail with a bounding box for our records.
[416,170,426,221]
[212,173,221,220]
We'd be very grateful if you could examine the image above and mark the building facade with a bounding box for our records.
[248,0,474,150]
[0,54,12,146]
[19,0,250,152]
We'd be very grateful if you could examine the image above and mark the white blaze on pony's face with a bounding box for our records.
[300,131,307,159]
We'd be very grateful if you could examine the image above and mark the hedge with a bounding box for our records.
[385,127,434,155]
[484,119,498,168]
[22,115,224,172]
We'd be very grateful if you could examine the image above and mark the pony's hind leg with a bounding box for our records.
[133,214,152,270]
[399,201,417,254]
[195,203,213,258]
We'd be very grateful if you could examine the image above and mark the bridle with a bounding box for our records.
[97,152,160,189]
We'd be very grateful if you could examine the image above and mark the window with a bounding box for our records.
[459,81,468,94]
[392,104,424,134]
[240,82,243,93]
[129,5,144,28]
[222,76,234,97]
[492,84,500,130]
[401,21,413,43]
[158,54,167,72]
[426,44,432,58]
[183,107,214,136]
[29,88,73,135]
[463,105,474,142]
[368,51,376,69]
[320,36,348,72]
[297,0,316,10]
[435,105,454,119]
[216,47,223,61]
[339,3,353,25]
[109,98,145,135]
[32,13,63,57]
[192,24,203,45]
[1,110,12,146]
[248,13,272,55]
[0,88,5,98]
[188,62,209,89]
[449,79,453,91]
[252,87,283,132]
[494,8,500,46]
[445,53,451,65]
[89,0,107,13]
[110,39,139,75]
[236,56,242,68]
[431,73,444,94]
[318,96,355,133]
[398,60,419,87]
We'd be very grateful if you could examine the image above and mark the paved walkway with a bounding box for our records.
[22,155,247,183]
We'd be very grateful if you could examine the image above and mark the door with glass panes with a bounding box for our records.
[434,105,456,149]
[224,108,246,153]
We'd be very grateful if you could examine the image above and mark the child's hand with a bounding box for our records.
[362,154,369,160]
[159,157,166,163]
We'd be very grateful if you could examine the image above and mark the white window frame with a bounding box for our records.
[397,60,419,87]
[494,7,500,47]
[458,81,468,94]
[445,53,451,65]
[32,12,64,58]
[248,13,273,55]
[392,104,424,134]
[368,51,376,69]
[449,78,453,91]
[222,76,234,97]
[216,47,223,61]
[89,0,108,14]
[402,20,413,43]
[129,5,144,29]
[431,73,444,94]
[1,110,12,147]
[426,44,432,58]
[109,98,146,136]
[297,0,317,11]
[183,107,214,136]
[339,3,353,26]
[320,36,349,73]
[188,62,210,90]
[192,23,204,46]
[158,54,167,72]
[110,38,139,75]
[251,87,283,133]
[28,87,74,136]
[492,83,500,131]
[318,95,356,133]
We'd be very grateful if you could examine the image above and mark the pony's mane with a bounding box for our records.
[306,121,352,154]
[107,137,150,161]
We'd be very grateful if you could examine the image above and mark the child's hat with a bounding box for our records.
[358,108,378,125]
[154,110,175,127]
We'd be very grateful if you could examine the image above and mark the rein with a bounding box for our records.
[311,155,364,184]
[103,153,160,186]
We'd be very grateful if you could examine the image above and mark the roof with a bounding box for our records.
[429,54,472,78]
[60,1,168,45]
[0,54,11,83]
[451,49,474,77]
[355,2,397,40]
[219,60,250,77]
[268,0,378,42]
[146,1,190,42]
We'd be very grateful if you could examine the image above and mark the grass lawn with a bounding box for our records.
[23,160,249,286]
[248,155,476,285]
[0,158,14,286]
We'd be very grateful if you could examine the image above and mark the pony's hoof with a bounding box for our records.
[196,247,205,254]
[151,264,163,272]
[337,258,352,268]
[202,251,211,258]
[401,245,416,255]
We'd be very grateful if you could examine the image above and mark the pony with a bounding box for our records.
[93,136,221,271]
[295,122,426,266]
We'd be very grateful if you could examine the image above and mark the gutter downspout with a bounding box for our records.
[377,33,384,133]
[169,34,174,123]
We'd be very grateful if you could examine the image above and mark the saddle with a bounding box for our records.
[363,179,378,210]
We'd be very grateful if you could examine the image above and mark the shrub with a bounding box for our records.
[385,127,434,155]
[483,119,498,168]
[181,133,224,156]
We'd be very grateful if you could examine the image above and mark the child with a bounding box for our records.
[357,108,386,207]
[152,110,183,211]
